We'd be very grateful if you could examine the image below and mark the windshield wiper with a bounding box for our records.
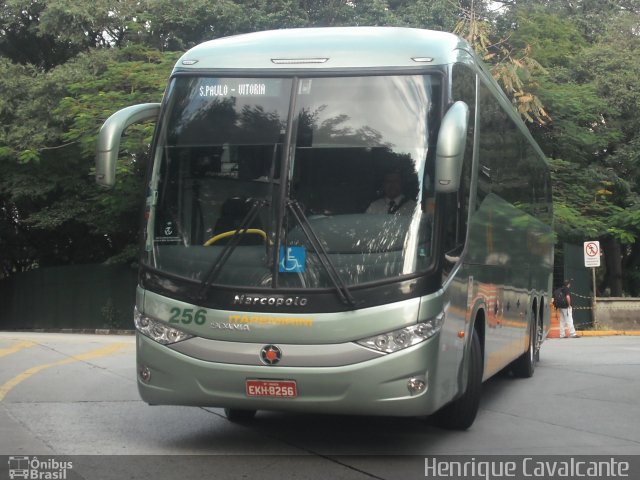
[286,200,357,308]
[197,198,267,299]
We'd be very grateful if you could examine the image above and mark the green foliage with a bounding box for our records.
[534,78,620,163]
[1,0,640,294]
[453,2,551,125]
[507,1,640,293]
[0,46,179,272]
[0,0,80,68]
[392,0,460,30]
[507,5,587,69]
[56,47,179,157]
[550,157,640,262]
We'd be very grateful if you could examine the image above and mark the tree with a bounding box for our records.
[1,0,639,296]
[393,0,460,31]
[0,47,179,275]
[509,2,640,295]
[0,0,81,69]
[577,12,640,295]
[450,1,552,125]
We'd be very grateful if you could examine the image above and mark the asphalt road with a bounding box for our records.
[1,332,639,479]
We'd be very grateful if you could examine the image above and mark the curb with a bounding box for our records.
[1,329,135,335]
[576,330,640,337]
[549,330,640,338]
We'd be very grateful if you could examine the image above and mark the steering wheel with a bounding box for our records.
[203,228,268,246]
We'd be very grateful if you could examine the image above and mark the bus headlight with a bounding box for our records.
[357,313,444,353]
[134,307,194,345]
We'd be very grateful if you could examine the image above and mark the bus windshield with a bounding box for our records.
[145,74,441,289]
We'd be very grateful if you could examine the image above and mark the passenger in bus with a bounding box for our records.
[366,171,416,215]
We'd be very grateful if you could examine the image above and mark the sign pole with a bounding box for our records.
[584,241,601,328]
[592,267,597,327]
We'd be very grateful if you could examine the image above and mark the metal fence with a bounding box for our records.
[0,264,137,330]
[557,243,593,328]
[2,248,635,332]
[554,243,640,330]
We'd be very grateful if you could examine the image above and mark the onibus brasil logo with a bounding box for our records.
[8,456,73,479]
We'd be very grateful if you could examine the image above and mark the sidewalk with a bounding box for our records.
[549,309,640,338]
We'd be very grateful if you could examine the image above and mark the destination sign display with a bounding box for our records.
[198,78,284,98]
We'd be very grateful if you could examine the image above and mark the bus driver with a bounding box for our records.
[366,171,416,215]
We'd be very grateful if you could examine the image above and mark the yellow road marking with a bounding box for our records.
[0,340,36,358]
[0,342,129,401]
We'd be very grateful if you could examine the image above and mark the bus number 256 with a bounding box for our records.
[169,308,207,325]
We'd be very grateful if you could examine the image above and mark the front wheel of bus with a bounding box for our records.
[224,408,257,422]
[431,330,482,430]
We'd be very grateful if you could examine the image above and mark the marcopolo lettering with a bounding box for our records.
[233,294,308,307]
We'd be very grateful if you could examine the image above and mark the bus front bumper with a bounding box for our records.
[136,333,444,417]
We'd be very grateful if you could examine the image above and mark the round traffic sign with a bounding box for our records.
[585,242,599,257]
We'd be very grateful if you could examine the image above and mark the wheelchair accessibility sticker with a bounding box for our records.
[279,246,306,273]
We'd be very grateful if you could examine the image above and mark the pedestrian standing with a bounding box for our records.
[555,279,577,338]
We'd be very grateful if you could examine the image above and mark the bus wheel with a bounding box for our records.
[511,319,536,378]
[534,318,543,363]
[432,330,482,430]
[224,408,257,422]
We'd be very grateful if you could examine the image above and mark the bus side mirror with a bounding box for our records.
[434,101,469,194]
[95,103,161,188]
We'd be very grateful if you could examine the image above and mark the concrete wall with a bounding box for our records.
[595,298,640,330]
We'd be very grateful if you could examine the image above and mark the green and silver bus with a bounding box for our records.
[96,27,553,430]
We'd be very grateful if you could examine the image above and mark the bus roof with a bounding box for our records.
[174,27,473,72]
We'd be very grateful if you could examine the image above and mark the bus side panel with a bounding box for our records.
[464,193,533,379]
[420,273,469,411]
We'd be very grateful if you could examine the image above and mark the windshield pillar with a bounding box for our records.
[272,77,300,288]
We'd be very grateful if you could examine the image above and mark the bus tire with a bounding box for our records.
[511,319,536,378]
[224,408,257,422]
[534,313,543,363]
[432,330,482,430]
